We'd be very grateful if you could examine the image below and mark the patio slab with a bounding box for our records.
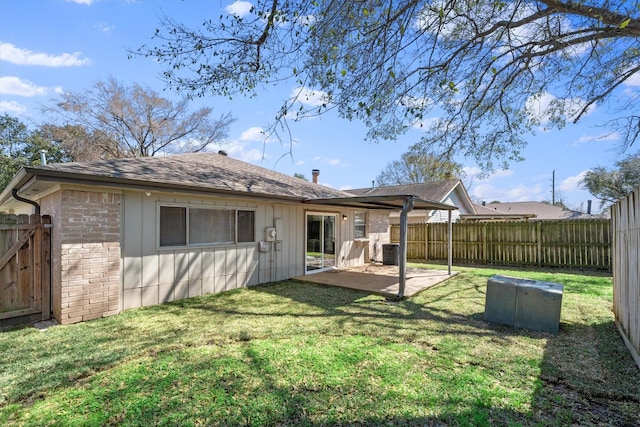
[294,264,458,298]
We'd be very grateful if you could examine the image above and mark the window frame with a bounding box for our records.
[157,203,256,249]
[354,211,367,239]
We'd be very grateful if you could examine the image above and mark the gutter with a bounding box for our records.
[11,187,40,216]
[22,167,328,205]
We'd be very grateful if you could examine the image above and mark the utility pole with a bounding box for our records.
[551,170,555,205]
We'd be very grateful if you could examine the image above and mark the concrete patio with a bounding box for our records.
[295,264,458,298]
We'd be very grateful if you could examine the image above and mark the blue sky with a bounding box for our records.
[1,0,635,213]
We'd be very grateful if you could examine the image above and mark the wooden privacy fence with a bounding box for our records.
[391,220,611,270]
[1,214,51,323]
[611,188,640,369]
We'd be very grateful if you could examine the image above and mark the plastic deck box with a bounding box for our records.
[484,275,564,334]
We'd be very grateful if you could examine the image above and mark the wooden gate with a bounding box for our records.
[0,214,51,324]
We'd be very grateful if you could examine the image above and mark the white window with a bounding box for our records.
[159,206,186,246]
[237,210,255,243]
[159,205,255,247]
[354,211,367,239]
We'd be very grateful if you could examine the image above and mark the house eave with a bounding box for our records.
[306,195,459,211]
[1,167,311,211]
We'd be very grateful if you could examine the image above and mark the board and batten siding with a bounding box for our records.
[120,191,365,310]
[389,189,466,225]
[428,191,463,223]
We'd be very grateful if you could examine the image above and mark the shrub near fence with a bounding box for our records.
[391,220,611,270]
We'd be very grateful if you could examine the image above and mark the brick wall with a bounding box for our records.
[367,211,390,262]
[42,190,121,324]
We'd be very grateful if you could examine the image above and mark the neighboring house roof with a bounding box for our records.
[349,180,474,211]
[349,180,465,202]
[460,203,537,221]
[480,201,594,220]
[0,152,458,213]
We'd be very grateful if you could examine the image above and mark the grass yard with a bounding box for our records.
[1,264,639,426]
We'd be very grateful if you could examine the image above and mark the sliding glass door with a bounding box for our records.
[305,213,336,273]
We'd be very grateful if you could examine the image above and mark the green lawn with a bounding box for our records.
[1,264,639,426]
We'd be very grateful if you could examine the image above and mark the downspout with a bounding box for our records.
[12,188,41,217]
[448,210,453,275]
[397,196,414,299]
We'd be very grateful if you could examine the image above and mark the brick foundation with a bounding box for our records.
[59,242,120,323]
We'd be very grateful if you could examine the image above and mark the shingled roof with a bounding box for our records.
[484,202,592,220]
[6,152,350,201]
[348,180,462,202]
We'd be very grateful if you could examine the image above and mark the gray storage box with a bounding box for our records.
[484,275,519,327]
[484,275,563,334]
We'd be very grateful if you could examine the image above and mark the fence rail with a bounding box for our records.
[611,188,640,370]
[1,214,51,323]
[391,220,611,270]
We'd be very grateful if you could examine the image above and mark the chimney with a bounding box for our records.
[371,180,375,189]
[312,169,320,184]
[218,150,228,156]
[587,200,592,215]
[40,150,47,165]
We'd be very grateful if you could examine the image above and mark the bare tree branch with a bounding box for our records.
[44,77,234,159]
[134,0,640,170]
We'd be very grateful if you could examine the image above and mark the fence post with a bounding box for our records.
[424,222,428,261]
[482,222,487,265]
[536,221,542,268]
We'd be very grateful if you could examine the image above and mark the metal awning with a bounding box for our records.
[306,194,457,299]
[305,194,458,211]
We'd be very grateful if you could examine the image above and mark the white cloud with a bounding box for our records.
[525,91,594,126]
[572,132,620,146]
[234,147,265,163]
[239,126,267,142]
[0,42,91,67]
[291,86,332,107]
[0,76,49,96]
[310,156,348,167]
[94,22,115,33]
[559,170,588,192]
[623,68,640,87]
[411,116,439,130]
[67,0,95,4]
[226,1,253,18]
[463,166,513,181]
[472,183,544,203]
[205,141,268,163]
[0,100,27,114]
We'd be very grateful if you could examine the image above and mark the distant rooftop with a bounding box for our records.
[483,201,597,220]
[348,180,461,203]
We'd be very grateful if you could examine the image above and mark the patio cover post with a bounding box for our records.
[398,196,414,298]
[448,209,453,275]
